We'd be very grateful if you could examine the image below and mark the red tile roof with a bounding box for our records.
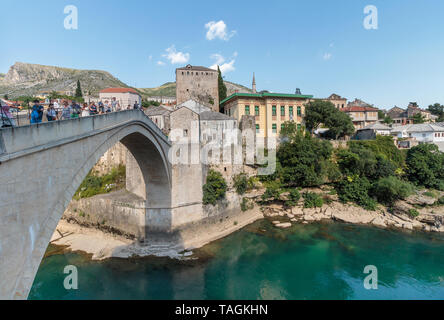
[341,106,379,112]
[100,87,140,95]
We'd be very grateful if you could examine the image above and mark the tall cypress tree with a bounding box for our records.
[217,66,227,104]
[75,80,83,98]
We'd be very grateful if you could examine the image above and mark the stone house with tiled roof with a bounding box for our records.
[341,99,379,129]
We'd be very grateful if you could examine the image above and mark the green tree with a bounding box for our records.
[428,103,444,117]
[3,94,8,100]
[304,100,355,139]
[75,80,83,98]
[412,113,426,124]
[277,129,333,187]
[371,176,414,205]
[233,173,249,195]
[406,144,444,190]
[217,66,227,107]
[203,170,227,205]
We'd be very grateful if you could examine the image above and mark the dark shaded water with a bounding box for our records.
[29,221,444,300]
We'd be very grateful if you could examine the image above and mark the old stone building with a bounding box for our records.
[145,105,172,135]
[341,99,379,129]
[324,93,347,109]
[176,65,219,112]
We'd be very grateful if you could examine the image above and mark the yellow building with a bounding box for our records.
[221,92,313,139]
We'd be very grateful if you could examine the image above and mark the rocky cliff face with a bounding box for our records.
[0,62,130,97]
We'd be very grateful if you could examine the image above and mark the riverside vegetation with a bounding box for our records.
[202,108,444,232]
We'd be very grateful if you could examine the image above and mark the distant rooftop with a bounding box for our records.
[200,111,235,121]
[341,106,379,112]
[145,105,172,116]
[220,92,314,105]
[100,87,140,95]
[391,123,444,133]
[176,64,216,72]
[358,123,392,131]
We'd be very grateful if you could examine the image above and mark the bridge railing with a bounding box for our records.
[0,110,169,158]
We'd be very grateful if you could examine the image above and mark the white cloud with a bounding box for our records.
[157,61,166,66]
[148,55,153,61]
[162,45,190,64]
[210,53,225,65]
[209,53,236,74]
[323,53,332,60]
[205,20,236,41]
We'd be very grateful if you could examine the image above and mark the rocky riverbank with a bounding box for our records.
[254,188,444,233]
[50,204,264,260]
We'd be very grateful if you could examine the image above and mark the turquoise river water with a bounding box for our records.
[29,221,444,300]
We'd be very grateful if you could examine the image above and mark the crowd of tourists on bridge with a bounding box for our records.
[29,98,141,124]
[0,98,142,127]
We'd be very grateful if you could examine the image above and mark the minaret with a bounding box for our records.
[252,73,257,93]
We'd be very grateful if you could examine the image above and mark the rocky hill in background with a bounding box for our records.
[0,62,130,98]
[0,62,253,100]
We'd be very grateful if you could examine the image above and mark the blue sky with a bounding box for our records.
[1,0,444,109]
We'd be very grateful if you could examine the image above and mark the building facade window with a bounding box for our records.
[255,106,260,116]
[281,124,285,130]
[289,106,294,117]
[256,124,260,133]
[297,106,302,116]
[297,124,302,130]
[245,105,250,115]
[272,124,277,133]
[281,106,285,116]
[272,105,277,116]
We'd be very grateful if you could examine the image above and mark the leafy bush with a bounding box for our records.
[285,189,301,207]
[241,198,254,212]
[261,181,282,203]
[408,209,420,218]
[423,190,439,199]
[406,144,444,190]
[348,136,405,169]
[277,130,333,187]
[74,165,126,200]
[203,170,227,205]
[233,173,249,195]
[438,196,444,205]
[371,176,415,205]
[335,176,377,210]
[303,192,324,208]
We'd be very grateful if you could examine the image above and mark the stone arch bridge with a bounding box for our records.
[0,110,203,299]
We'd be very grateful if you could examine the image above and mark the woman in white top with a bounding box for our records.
[81,103,90,117]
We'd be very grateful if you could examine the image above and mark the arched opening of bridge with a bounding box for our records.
[0,115,174,299]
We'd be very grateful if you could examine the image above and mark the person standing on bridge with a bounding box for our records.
[46,104,57,122]
[30,100,43,124]
[89,102,98,115]
[81,103,90,117]
[60,101,72,120]
[71,101,81,119]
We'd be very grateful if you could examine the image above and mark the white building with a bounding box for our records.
[148,96,176,105]
[99,88,142,109]
[391,123,444,151]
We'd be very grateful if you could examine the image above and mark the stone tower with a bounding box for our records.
[252,72,257,93]
[176,65,219,112]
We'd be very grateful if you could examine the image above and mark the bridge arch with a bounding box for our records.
[0,111,174,299]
